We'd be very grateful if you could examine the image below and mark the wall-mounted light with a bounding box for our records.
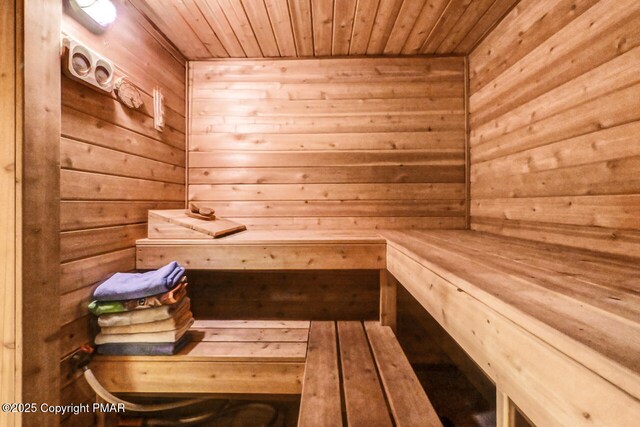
[68,0,117,30]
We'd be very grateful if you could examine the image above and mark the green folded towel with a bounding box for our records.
[88,300,126,316]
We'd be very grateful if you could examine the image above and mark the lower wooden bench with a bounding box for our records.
[90,320,441,426]
[90,320,309,395]
[298,321,441,427]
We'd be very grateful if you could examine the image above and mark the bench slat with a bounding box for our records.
[338,321,393,427]
[193,328,309,342]
[365,321,442,427]
[412,230,640,320]
[192,320,311,329]
[178,341,307,361]
[298,322,343,427]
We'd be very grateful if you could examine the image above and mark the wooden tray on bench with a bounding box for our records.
[148,209,247,239]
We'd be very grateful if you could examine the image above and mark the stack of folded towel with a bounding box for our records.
[88,261,194,355]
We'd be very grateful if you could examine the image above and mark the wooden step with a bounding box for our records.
[298,321,441,427]
[90,320,309,395]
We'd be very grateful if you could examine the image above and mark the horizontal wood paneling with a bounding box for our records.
[60,2,186,423]
[184,200,465,217]
[61,201,182,231]
[471,196,640,230]
[189,165,465,184]
[190,131,464,151]
[190,183,464,200]
[61,170,184,201]
[60,248,136,294]
[189,270,379,320]
[189,57,466,230]
[61,137,185,184]
[191,82,464,100]
[132,0,519,59]
[189,150,464,167]
[221,217,467,230]
[469,0,640,258]
[61,224,147,263]
[62,106,185,166]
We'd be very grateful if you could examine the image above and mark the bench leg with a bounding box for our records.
[95,395,107,427]
[379,270,397,332]
[497,389,516,427]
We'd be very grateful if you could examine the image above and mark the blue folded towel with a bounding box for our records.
[93,261,185,302]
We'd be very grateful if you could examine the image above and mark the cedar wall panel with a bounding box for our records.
[188,57,466,230]
[189,270,379,321]
[469,0,640,259]
[59,1,185,424]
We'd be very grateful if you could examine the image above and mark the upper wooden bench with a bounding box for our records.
[139,210,386,270]
[382,230,640,427]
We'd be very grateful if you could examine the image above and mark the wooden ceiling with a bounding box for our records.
[131,0,519,59]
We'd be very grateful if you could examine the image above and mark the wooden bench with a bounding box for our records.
[91,320,440,425]
[140,210,386,271]
[298,321,441,427]
[382,230,640,427]
[131,212,640,425]
[90,320,309,395]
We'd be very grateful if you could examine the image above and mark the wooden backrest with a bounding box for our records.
[468,0,640,260]
[187,57,467,231]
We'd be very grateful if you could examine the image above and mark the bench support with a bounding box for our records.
[379,270,397,332]
[497,389,516,427]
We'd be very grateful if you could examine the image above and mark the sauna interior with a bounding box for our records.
[2,0,639,426]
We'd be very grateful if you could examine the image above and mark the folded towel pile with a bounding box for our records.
[88,262,194,355]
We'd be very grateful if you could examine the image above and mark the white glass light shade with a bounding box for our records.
[71,0,117,27]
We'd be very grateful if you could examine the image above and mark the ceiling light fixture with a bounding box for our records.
[70,0,117,28]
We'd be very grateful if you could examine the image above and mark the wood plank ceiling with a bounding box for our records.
[131,0,519,59]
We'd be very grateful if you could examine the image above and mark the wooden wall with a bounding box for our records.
[189,270,379,321]
[469,0,640,259]
[188,57,466,230]
[59,1,186,424]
